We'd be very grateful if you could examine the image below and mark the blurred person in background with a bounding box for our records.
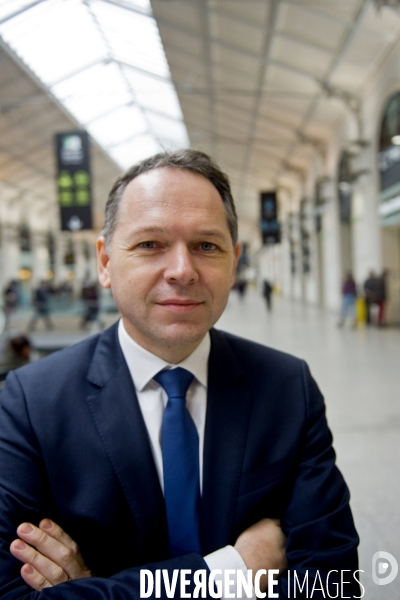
[363,270,378,326]
[375,269,389,327]
[234,271,247,298]
[262,279,273,311]
[3,280,19,326]
[337,271,357,329]
[80,280,103,330]
[28,280,54,332]
[9,335,31,367]
[0,335,31,383]
[234,247,249,298]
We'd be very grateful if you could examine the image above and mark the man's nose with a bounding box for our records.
[163,244,199,285]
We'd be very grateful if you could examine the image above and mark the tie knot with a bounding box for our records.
[154,367,194,399]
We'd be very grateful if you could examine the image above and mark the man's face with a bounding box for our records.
[97,167,240,361]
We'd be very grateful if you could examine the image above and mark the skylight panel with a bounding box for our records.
[51,62,131,124]
[91,1,169,78]
[119,0,151,15]
[108,134,162,170]
[123,68,183,120]
[0,0,189,170]
[146,112,189,147]
[0,0,49,40]
[0,0,108,84]
[0,0,36,23]
[87,105,147,148]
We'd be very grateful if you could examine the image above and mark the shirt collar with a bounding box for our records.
[118,319,210,392]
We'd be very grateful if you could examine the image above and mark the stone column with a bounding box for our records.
[291,212,302,301]
[88,234,98,282]
[280,220,292,298]
[73,234,88,295]
[0,223,20,290]
[54,231,70,286]
[321,179,341,311]
[351,145,381,283]
[31,230,49,285]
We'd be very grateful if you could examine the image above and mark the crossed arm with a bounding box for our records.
[10,518,287,594]
[1,362,359,599]
[10,519,92,590]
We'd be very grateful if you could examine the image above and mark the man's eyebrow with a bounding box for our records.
[129,227,228,240]
[130,226,168,235]
[196,230,227,240]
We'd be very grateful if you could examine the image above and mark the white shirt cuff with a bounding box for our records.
[204,545,256,599]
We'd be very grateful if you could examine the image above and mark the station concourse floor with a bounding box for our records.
[217,289,400,599]
[5,289,400,599]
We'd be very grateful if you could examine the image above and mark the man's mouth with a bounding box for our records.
[157,299,203,312]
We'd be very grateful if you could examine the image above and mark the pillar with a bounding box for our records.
[31,230,49,285]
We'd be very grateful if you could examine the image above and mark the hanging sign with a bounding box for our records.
[55,131,93,231]
[260,191,281,244]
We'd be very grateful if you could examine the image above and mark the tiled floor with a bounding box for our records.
[217,289,400,599]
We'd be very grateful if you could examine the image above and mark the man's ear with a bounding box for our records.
[97,237,111,289]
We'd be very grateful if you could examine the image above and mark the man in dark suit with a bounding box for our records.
[0,150,359,599]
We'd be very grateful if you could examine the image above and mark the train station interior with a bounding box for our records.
[0,0,399,597]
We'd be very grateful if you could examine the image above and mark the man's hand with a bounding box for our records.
[10,519,92,591]
[234,518,287,594]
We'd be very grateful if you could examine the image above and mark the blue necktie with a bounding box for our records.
[154,367,201,557]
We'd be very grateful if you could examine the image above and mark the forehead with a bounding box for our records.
[120,167,224,215]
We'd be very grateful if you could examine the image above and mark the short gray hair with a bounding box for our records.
[102,149,238,249]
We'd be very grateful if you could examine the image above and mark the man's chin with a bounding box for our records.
[156,322,209,347]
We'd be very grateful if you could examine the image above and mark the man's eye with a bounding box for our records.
[200,242,217,251]
[138,241,157,249]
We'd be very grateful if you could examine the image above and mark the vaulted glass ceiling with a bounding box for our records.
[0,0,189,169]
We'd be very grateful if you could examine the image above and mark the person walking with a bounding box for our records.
[28,280,54,331]
[80,281,103,330]
[338,272,357,328]
[363,271,378,325]
[375,269,388,327]
[262,279,273,311]
[3,280,19,327]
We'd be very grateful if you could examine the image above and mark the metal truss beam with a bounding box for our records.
[236,0,281,202]
[281,0,372,176]
[0,0,47,26]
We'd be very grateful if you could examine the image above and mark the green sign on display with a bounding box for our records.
[55,131,93,231]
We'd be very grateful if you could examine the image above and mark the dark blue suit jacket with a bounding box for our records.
[0,324,359,598]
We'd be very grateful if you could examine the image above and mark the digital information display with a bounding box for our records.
[55,131,93,231]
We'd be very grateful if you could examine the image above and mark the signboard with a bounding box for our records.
[337,151,352,223]
[260,191,281,244]
[55,131,93,231]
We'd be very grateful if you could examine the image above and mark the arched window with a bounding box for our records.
[379,92,400,193]
[378,92,400,223]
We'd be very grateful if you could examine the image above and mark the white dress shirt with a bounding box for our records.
[118,320,253,598]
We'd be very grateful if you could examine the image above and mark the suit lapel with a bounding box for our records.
[85,324,168,557]
[84,325,253,557]
[201,329,253,554]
